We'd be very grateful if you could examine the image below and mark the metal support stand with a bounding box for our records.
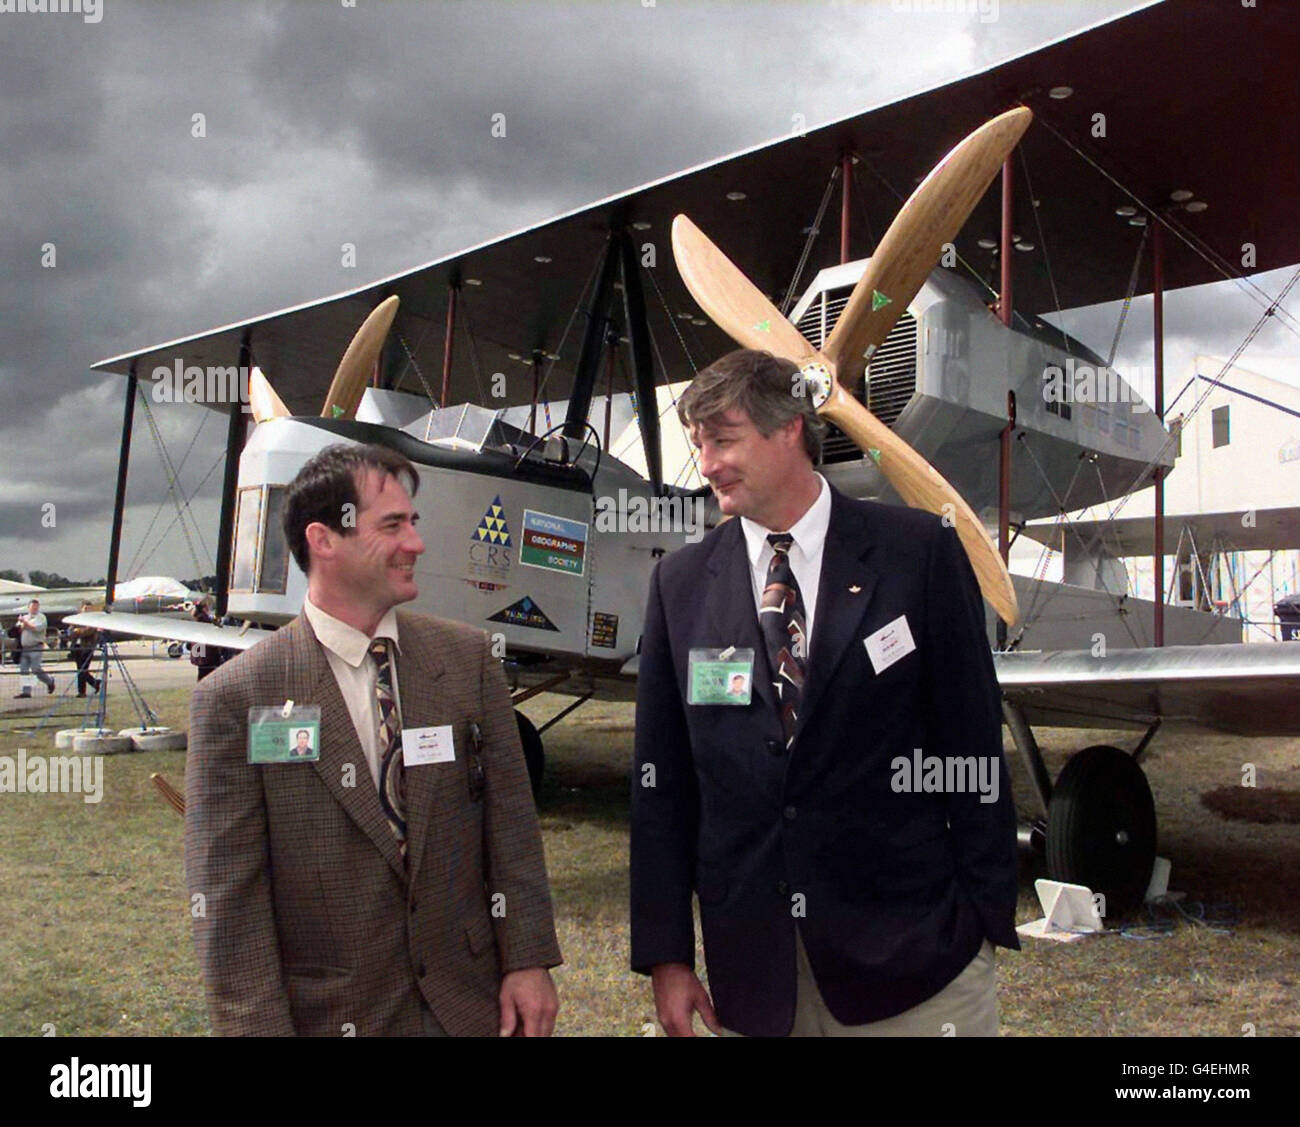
[537,692,594,736]
[1152,220,1166,646]
[6,642,158,736]
[1002,699,1053,817]
[1132,718,1162,764]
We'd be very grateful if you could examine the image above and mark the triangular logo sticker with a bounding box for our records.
[473,496,512,547]
[871,290,891,311]
[488,596,559,632]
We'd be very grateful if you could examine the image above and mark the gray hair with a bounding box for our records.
[675,349,825,462]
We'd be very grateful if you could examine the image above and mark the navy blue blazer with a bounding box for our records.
[630,486,1019,1036]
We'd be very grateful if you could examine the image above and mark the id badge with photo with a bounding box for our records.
[688,647,755,706]
[248,704,322,764]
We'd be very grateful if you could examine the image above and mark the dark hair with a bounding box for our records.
[676,349,825,462]
[296,729,311,740]
[283,444,419,575]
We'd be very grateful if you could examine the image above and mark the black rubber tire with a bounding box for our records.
[1046,744,1157,921]
[515,711,544,800]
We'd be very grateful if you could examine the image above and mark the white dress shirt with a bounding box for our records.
[302,597,402,790]
[740,473,832,652]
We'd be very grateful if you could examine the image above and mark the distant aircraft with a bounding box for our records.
[2,575,202,635]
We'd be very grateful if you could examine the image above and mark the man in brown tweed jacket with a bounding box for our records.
[186,443,562,1036]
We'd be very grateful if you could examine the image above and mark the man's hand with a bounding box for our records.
[499,967,559,1036]
[651,962,722,1036]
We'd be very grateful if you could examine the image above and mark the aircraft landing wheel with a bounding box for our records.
[1046,744,1156,922]
[515,711,544,800]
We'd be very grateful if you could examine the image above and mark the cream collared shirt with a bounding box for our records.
[740,473,831,651]
[302,597,402,791]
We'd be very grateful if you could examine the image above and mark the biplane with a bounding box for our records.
[71,1,1300,916]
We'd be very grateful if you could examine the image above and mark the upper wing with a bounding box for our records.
[64,612,272,653]
[996,641,1300,737]
[90,3,1299,419]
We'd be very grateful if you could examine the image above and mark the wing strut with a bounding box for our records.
[563,232,621,443]
[619,231,662,493]
[214,330,251,617]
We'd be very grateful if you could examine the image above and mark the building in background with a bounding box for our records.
[1014,355,1300,641]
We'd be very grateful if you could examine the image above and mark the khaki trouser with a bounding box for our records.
[725,932,999,1037]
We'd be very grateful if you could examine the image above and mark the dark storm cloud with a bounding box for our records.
[0,0,1171,577]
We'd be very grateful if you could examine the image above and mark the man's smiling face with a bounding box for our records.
[692,407,806,528]
[329,468,425,614]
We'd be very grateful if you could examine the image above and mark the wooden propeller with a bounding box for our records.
[321,295,400,419]
[670,107,1031,626]
[248,367,291,424]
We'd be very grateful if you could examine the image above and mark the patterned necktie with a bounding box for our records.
[369,638,407,857]
[759,533,808,747]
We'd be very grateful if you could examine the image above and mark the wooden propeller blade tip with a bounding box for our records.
[670,214,815,360]
[321,295,400,420]
[249,368,290,423]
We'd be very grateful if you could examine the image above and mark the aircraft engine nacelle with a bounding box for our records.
[789,261,1174,523]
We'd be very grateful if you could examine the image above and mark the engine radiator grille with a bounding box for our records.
[795,286,918,464]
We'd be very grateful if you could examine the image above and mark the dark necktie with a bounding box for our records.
[369,638,407,857]
[759,533,808,747]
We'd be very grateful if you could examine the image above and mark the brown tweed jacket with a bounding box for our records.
[185,609,562,1036]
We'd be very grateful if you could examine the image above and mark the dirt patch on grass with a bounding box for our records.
[1201,786,1300,824]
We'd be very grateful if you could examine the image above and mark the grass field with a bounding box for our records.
[1,677,1297,1036]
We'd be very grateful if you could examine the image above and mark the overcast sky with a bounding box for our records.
[1,0,1296,583]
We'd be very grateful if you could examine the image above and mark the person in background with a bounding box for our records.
[14,600,55,698]
[68,601,103,697]
[190,597,225,681]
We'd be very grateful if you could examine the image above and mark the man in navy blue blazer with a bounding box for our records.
[630,349,1019,1037]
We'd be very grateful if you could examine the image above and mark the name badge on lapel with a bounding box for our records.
[863,615,916,675]
[688,647,755,706]
[402,725,455,765]
[247,703,321,763]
